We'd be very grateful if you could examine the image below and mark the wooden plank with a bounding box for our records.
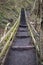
[0,22,19,58]
[12,45,35,50]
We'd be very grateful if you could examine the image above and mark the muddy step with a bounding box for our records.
[18,29,30,32]
[16,31,30,37]
[18,27,28,31]
[12,37,33,46]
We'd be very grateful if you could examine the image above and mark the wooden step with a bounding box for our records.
[16,31,30,38]
[11,46,35,50]
[16,36,30,38]
[19,25,27,28]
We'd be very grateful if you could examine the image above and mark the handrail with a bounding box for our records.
[30,22,39,36]
[25,11,39,52]
[0,15,20,45]
[0,14,20,61]
[0,22,19,57]
[27,22,39,52]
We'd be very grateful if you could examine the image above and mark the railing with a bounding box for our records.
[25,11,40,65]
[25,8,43,64]
[25,0,43,64]
[25,11,40,52]
[28,22,39,50]
[0,14,20,64]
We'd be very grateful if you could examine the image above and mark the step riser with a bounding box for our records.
[16,36,31,38]
[11,46,35,51]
